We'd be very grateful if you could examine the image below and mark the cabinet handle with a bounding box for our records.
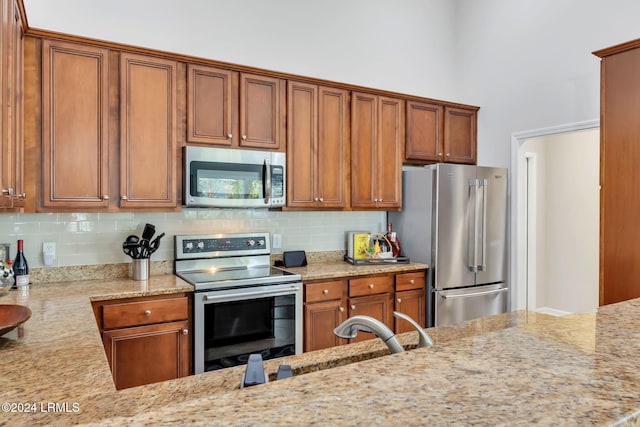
[438,152,442,156]
[409,279,415,284]
[339,307,344,312]
[319,197,324,202]
[2,188,13,196]
[322,289,329,295]
[350,305,356,310]
[397,298,402,303]
[182,329,189,335]
[103,195,109,200]
[144,310,151,316]
[18,193,26,199]
[121,195,128,201]
[374,198,378,202]
[446,153,450,157]
[242,135,247,141]
[314,197,319,202]
[227,133,233,139]
[368,284,374,289]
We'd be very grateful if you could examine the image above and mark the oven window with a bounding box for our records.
[190,161,263,199]
[203,295,296,371]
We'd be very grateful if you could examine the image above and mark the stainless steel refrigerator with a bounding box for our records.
[389,164,508,327]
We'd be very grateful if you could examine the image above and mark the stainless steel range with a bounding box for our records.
[175,232,302,374]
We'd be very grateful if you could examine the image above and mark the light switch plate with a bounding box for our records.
[43,242,56,266]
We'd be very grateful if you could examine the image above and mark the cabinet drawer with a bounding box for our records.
[305,280,346,303]
[102,297,189,330]
[395,271,425,291]
[349,275,394,297]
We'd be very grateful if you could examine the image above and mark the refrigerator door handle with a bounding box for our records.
[468,179,479,272]
[479,179,488,271]
[441,287,508,299]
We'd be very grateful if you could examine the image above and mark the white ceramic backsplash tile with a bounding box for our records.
[0,210,386,268]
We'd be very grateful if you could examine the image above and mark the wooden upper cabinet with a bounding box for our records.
[239,72,284,150]
[187,64,237,146]
[287,81,349,209]
[0,0,24,208]
[42,40,110,208]
[120,52,178,208]
[405,100,443,163]
[444,106,477,164]
[351,92,403,210]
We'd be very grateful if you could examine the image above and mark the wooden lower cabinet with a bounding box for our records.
[302,270,426,352]
[93,294,191,390]
[103,320,190,390]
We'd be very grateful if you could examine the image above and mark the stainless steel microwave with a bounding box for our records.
[183,146,286,208]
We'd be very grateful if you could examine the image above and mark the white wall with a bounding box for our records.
[23,0,460,101]
[522,129,599,314]
[455,0,640,167]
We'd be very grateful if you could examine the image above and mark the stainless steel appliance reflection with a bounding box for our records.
[389,164,508,327]
[175,232,302,374]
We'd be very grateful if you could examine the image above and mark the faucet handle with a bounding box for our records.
[393,311,434,348]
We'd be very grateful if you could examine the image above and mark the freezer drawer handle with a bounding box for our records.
[441,288,508,299]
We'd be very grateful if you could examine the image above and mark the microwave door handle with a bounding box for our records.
[263,159,271,204]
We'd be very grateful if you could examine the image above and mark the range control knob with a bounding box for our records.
[247,239,255,247]
[185,242,194,250]
[258,239,265,246]
[197,241,205,249]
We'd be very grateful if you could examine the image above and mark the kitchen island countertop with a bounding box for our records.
[1,275,640,425]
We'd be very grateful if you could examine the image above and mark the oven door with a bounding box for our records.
[194,282,302,374]
[183,146,285,208]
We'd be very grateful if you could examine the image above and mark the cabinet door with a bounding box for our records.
[394,288,426,333]
[187,64,237,146]
[350,92,377,208]
[348,293,394,343]
[240,73,283,150]
[376,96,403,209]
[444,106,477,165]
[42,40,110,208]
[287,81,317,207]
[304,299,347,352]
[317,86,349,209]
[120,52,177,208]
[405,100,443,163]
[103,320,190,390]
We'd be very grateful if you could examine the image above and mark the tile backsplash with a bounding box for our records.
[0,209,386,268]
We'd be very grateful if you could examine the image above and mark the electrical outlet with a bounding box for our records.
[43,242,56,267]
[272,234,282,249]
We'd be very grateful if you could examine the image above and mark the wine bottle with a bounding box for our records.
[385,223,402,258]
[12,239,29,287]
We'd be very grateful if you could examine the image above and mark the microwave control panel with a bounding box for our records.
[271,166,284,203]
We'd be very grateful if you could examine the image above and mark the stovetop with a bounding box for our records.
[174,232,301,292]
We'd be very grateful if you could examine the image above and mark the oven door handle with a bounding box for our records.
[203,286,300,302]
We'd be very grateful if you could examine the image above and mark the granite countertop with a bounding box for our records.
[2,274,640,425]
[282,261,428,281]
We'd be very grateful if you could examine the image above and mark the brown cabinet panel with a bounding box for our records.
[405,100,443,163]
[187,64,237,146]
[103,320,190,390]
[349,275,394,297]
[305,279,346,303]
[598,45,640,305]
[287,82,349,209]
[42,40,110,208]
[120,52,177,207]
[444,106,476,164]
[376,96,403,208]
[240,73,283,150]
[348,293,394,343]
[102,296,189,330]
[351,92,403,209]
[350,92,377,208]
[303,299,347,352]
[287,80,317,206]
[394,288,426,333]
[395,271,425,292]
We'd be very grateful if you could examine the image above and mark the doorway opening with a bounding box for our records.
[510,120,599,315]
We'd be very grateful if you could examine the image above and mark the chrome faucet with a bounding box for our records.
[393,311,434,348]
[333,315,404,354]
